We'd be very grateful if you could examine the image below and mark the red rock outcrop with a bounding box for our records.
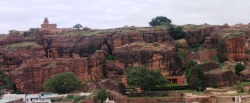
[185,26,217,47]
[0,28,177,93]
[240,69,250,81]
[108,30,172,51]
[217,35,246,61]
[1,24,250,94]
[203,37,214,48]
[112,42,176,76]
[105,60,124,78]
[189,62,239,89]
[190,49,217,63]
[10,50,107,93]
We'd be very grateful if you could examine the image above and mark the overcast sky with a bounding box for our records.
[1,0,250,34]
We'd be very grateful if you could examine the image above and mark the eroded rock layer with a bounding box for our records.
[0,24,249,93]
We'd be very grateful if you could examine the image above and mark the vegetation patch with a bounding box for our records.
[221,31,244,39]
[168,25,185,40]
[97,89,108,103]
[5,41,39,51]
[49,61,57,68]
[154,25,168,30]
[54,29,115,37]
[235,62,245,76]
[211,54,220,63]
[182,24,203,30]
[0,70,20,98]
[43,72,82,94]
[176,39,186,44]
[114,30,140,35]
[106,55,117,61]
[126,66,167,93]
[185,60,196,84]
[51,95,85,103]
[176,49,188,69]
[191,43,203,52]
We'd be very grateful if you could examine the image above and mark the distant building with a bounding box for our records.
[41,17,57,29]
[166,76,184,85]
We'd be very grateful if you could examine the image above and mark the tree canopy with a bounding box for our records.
[43,72,82,94]
[168,25,185,40]
[176,48,188,70]
[194,65,204,91]
[97,89,108,103]
[0,71,15,98]
[235,62,245,76]
[149,16,172,26]
[126,66,167,91]
[73,23,83,29]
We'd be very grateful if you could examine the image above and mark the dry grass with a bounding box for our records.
[5,41,39,51]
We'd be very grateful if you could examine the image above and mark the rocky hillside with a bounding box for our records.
[1,24,250,93]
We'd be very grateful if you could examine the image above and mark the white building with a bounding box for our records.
[104,98,115,103]
[0,94,25,103]
[0,92,90,103]
[1,94,52,103]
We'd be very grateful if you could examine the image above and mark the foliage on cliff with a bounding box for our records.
[176,49,188,69]
[5,41,39,51]
[126,66,167,91]
[220,31,244,39]
[43,72,82,94]
[235,62,245,76]
[168,25,185,40]
[185,60,196,83]
[226,31,244,39]
[97,89,108,103]
[195,65,204,90]
[0,71,15,98]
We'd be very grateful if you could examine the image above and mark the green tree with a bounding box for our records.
[195,65,204,91]
[73,24,83,29]
[0,70,15,98]
[97,89,108,103]
[106,55,116,60]
[126,66,167,92]
[235,62,245,76]
[176,48,188,69]
[168,25,185,40]
[149,16,172,26]
[43,72,82,94]
[186,60,196,83]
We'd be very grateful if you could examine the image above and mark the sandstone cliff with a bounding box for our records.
[0,24,249,93]
[0,28,176,93]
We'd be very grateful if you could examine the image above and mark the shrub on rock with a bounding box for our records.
[43,72,82,94]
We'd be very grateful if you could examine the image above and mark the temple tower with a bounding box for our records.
[43,17,49,24]
[41,17,57,29]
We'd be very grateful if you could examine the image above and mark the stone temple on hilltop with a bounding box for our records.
[41,17,57,29]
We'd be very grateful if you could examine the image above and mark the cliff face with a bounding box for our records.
[1,24,249,93]
[217,35,246,61]
[189,62,239,89]
[0,28,176,93]
[113,42,176,76]
[184,26,217,47]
